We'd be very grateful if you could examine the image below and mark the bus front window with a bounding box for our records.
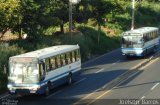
[9,62,39,84]
[122,36,144,48]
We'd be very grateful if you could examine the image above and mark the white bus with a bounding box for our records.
[121,27,159,57]
[7,45,81,96]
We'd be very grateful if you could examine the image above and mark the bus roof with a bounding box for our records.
[10,45,79,59]
[123,27,159,35]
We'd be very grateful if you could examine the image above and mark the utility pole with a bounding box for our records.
[69,0,81,42]
[69,0,73,41]
[131,0,135,30]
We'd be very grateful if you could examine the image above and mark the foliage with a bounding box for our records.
[0,44,24,90]
[77,26,120,61]
[135,1,160,27]
[0,0,22,33]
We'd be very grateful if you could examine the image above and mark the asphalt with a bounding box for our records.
[88,54,160,105]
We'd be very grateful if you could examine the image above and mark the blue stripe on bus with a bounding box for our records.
[121,48,143,50]
[39,67,81,85]
[35,70,81,95]
[8,67,81,95]
[122,43,159,51]
[8,67,81,87]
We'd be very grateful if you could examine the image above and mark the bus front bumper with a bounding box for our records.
[7,84,41,94]
[121,49,144,57]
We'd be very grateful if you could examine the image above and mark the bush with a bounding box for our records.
[0,44,25,91]
[77,26,120,61]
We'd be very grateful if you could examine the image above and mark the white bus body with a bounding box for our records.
[7,45,81,95]
[121,27,159,57]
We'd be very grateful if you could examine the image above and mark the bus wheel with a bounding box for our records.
[144,50,147,57]
[45,83,51,96]
[126,55,130,59]
[153,46,157,53]
[68,74,72,85]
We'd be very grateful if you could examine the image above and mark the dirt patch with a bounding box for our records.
[0,31,18,41]
[101,27,116,37]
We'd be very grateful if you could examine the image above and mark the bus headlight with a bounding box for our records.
[7,84,15,92]
[7,84,12,89]
[136,50,143,54]
[31,85,40,91]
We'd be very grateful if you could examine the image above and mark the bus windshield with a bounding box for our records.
[122,36,144,48]
[8,58,39,84]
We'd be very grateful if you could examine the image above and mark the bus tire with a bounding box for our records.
[153,46,157,53]
[45,82,51,96]
[126,55,130,59]
[68,74,72,85]
[143,50,147,58]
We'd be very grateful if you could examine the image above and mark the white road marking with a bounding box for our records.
[0,94,10,100]
[112,60,121,65]
[74,78,86,85]
[95,60,121,74]
[151,83,159,90]
[95,68,104,73]
[141,96,145,99]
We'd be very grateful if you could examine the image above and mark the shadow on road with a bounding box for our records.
[82,51,153,69]
[115,73,160,90]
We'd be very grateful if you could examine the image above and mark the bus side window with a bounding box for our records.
[77,49,81,60]
[55,57,58,68]
[68,52,72,64]
[143,35,146,42]
[66,52,71,64]
[60,54,66,66]
[146,34,149,41]
[56,55,61,68]
[50,57,56,70]
[72,51,75,62]
[65,53,68,64]
[156,31,158,37]
[74,50,77,61]
[70,52,73,63]
[45,58,50,72]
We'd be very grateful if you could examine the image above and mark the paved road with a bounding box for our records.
[0,48,158,105]
[81,54,160,105]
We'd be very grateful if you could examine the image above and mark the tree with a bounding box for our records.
[0,0,22,38]
[77,0,116,44]
[53,0,69,34]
